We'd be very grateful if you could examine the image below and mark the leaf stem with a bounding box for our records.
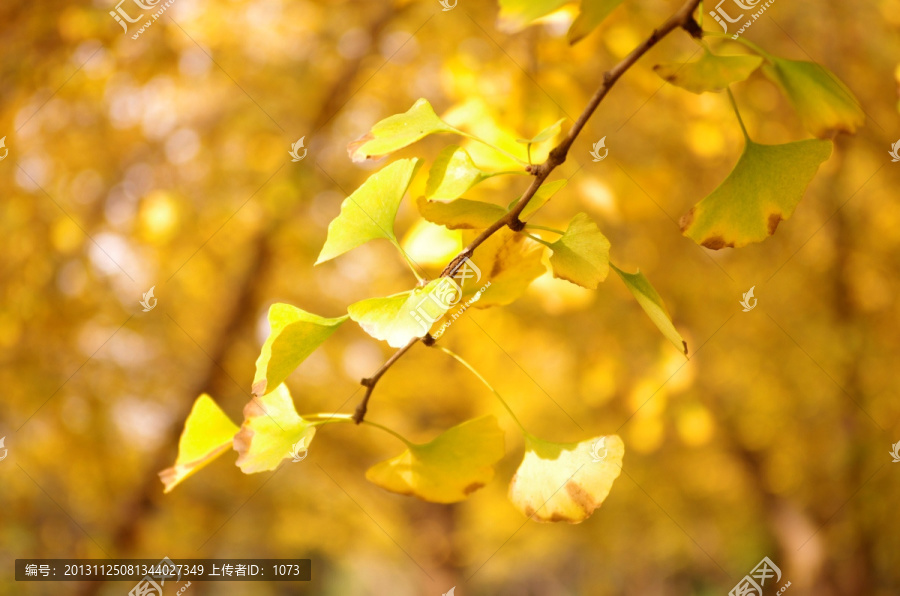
[523,231,554,247]
[305,413,413,446]
[391,239,425,283]
[526,224,566,235]
[435,346,529,433]
[704,31,774,60]
[726,87,750,140]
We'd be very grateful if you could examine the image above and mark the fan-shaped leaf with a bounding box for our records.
[497,0,569,32]
[548,213,611,289]
[654,52,763,94]
[680,139,832,249]
[233,384,316,474]
[366,416,505,503]
[612,264,687,355]
[416,196,507,230]
[348,278,455,347]
[762,58,865,138]
[316,158,423,264]
[426,145,495,201]
[460,227,546,308]
[252,304,347,396]
[568,0,625,44]
[348,99,457,162]
[509,434,624,523]
[159,395,239,493]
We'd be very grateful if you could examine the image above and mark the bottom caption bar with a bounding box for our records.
[15,558,311,582]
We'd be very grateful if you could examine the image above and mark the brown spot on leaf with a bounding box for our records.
[565,481,597,515]
[701,236,727,250]
[681,341,689,356]
[463,482,484,495]
[679,208,694,232]
[767,213,782,235]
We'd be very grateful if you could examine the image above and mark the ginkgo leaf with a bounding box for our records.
[514,179,568,220]
[568,0,625,44]
[426,145,495,201]
[517,119,565,145]
[348,99,457,162]
[680,139,832,249]
[762,58,865,138]
[416,196,507,230]
[159,395,240,493]
[460,227,546,308]
[654,51,763,94]
[233,384,316,474]
[611,264,687,355]
[497,0,569,32]
[348,278,455,347]
[509,434,624,523]
[252,304,348,396]
[316,158,423,264]
[365,416,505,503]
[548,213,611,289]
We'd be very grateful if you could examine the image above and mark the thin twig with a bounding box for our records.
[352,0,704,423]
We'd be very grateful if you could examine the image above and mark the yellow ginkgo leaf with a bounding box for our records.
[509,434,624,523]
[366,416,505,503]
[159,394,240,493]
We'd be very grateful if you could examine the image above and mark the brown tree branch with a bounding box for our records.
[352,0,703,424]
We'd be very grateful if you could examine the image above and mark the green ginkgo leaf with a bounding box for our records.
[316,158,423,264]
[233,384,316,474]
[680,139,832,249]
[611,264,687,355]
[348,278,455,347]
[426,145,496,201]
[567,0,625,44]
[252,304,348,396]
[517,118,565,145]
[366,416,505,503]
[416,196,507,230]
[654,51,763,94]
[762,58,865,138]
[159,394,240,493]
[348,99,458,162]
[548,213,611,289]
[509,434,624,523]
